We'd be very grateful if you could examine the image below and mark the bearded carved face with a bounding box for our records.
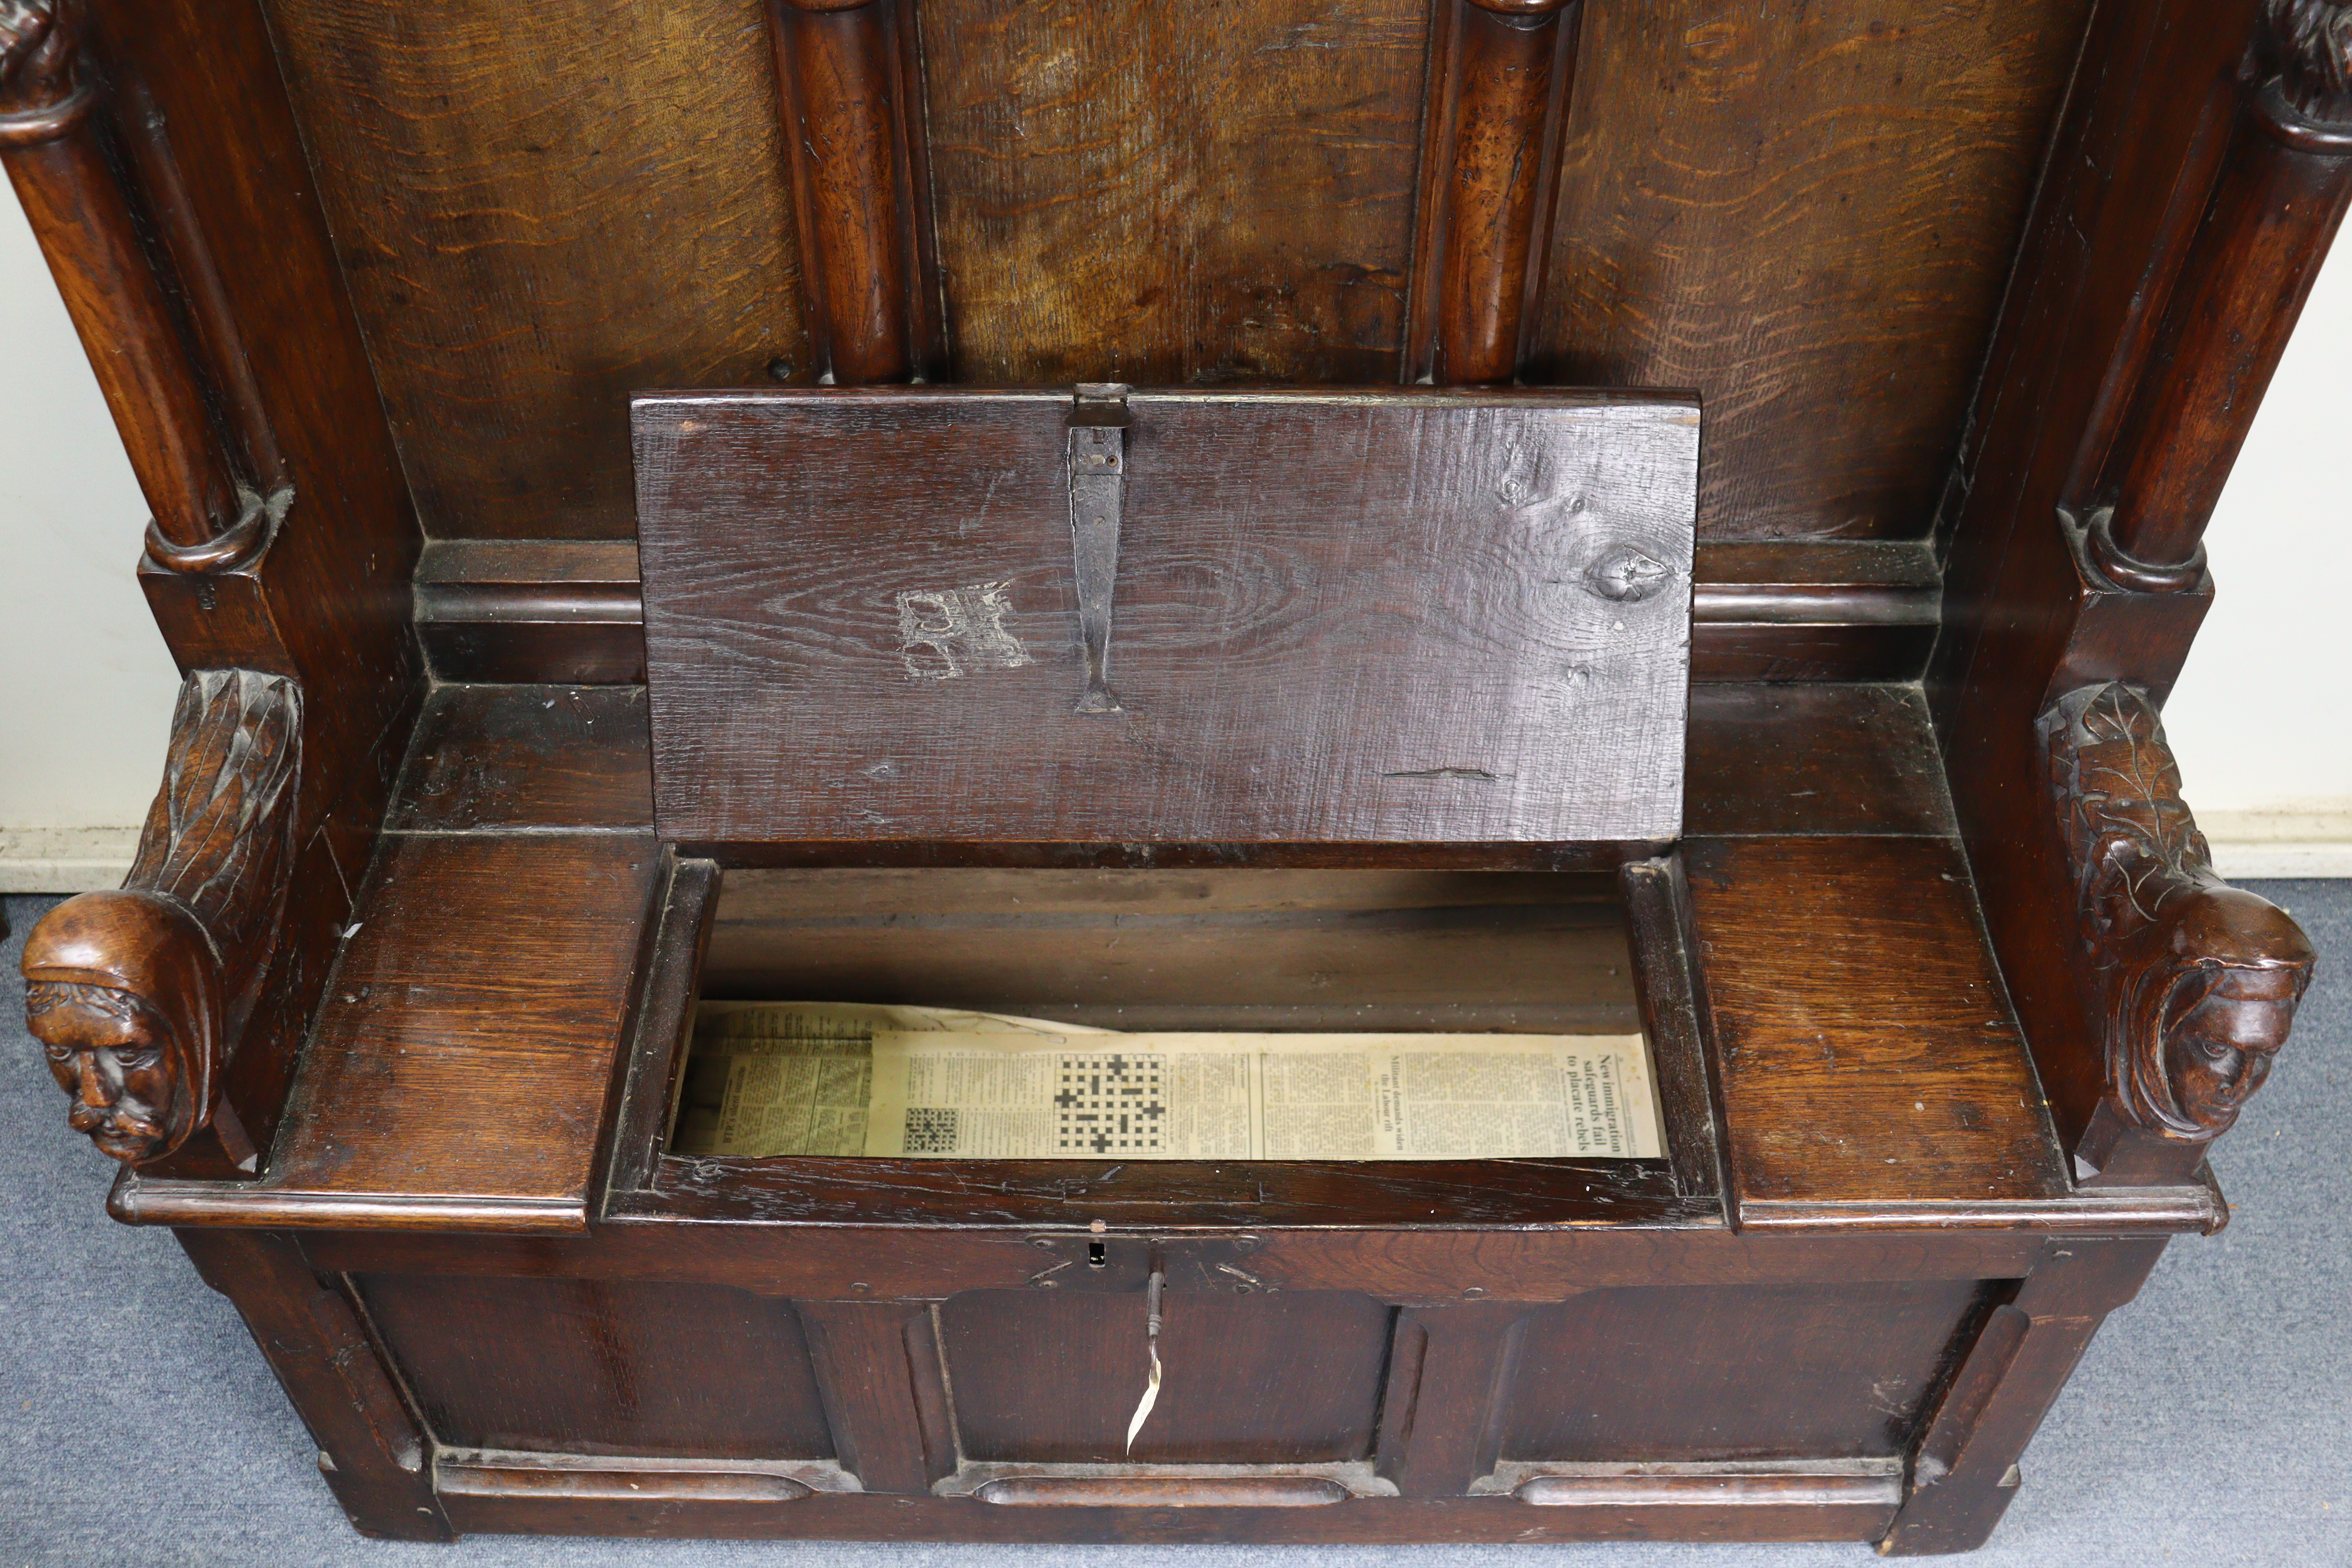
[2158,966,2301,1134]
[28,981,190,1161]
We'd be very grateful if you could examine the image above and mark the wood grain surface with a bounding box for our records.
[942,1289,1390,1464]
[1500,1279,1987,1461]
[1528,0,2090,540]
[357,1273,837,1459]
[704,865,1641,1031]
[262,0,810,538]
[919,0,1425,386]
[1683,837,2067,1208]
[259,831,663,1226]
[1683,684,1955,839]
[636,388,1697,846]
[412,537,1937,687]
[390,684,653,832]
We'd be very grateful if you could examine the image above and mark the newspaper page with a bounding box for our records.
[669,1002,1109,1158]
[863,1031,1662,1160]
[672,1004,1663,1161]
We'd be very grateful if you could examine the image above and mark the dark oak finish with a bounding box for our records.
[388,684,652,834]
[637,387,1697,848]
[2041,684,2314,1183]
[945,1289,1389,1465]
[1683,837,2067,1214]
[23,670,296,1171]
[1929,0,2327,1198]
[1502,1280,1988,1461]
[203,831,663,1231]
[1687,543,1939,684]
[5,0,433,1172]
[412,537,1939,688]
[413,542,647,687]
[919,0,1425,387]
[261,0,809,540]
[179,1230,452,1541]
[1404,0,1580,384]
[1374,1302,1529,1497]
[767,0,943,386]
[358,1274,835,1460]
[1621,856,1723,1201]
[704,865,1642,1033]
[17,0,2341,1550]
[2093,0,2352,583]
[1880,1240,2167,1554]
[798,1300,956,1494]
[1683,684,1955,839]
[0,0,245,554]
[1528,0,2092,540]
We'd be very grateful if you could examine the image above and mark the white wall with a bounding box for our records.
[0,192,2347,883]
[2158,240,2352,874]
[0,194,181,888]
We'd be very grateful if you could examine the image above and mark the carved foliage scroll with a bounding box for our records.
[2041,685,2314,1168]
[22,671,299,1164]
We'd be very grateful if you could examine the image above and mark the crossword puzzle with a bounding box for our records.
[1054,1053,1167,1155]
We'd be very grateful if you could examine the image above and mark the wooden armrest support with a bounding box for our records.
[21,670,298,1167]
[2040,683,2315,1185]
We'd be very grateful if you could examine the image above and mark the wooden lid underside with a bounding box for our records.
[634,388,1699,848]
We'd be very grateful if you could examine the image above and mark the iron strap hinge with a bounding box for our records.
[1067,382,1130,714]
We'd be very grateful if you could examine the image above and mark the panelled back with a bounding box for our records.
[260,0,2090,543]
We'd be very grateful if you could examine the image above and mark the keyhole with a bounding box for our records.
[1088,1240,1108,1269]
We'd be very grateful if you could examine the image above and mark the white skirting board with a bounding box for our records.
[4,817,2350,893]
[2202,811,2352,879]
[0,827,139,893]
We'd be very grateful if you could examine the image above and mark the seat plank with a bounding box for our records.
[247,832,665,1229]
[1683,837,2067,1213]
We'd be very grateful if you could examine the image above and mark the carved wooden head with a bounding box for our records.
[21,890,222,1163]
[2117,886,2316,1141]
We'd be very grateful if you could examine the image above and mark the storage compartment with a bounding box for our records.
[697,867,1642,1033]
[623,860,1721,1206]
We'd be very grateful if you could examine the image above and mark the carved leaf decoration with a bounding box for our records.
[126,671,300,959]
[2069,684,2200,882]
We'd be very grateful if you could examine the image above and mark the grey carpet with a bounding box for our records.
[2,886,2344,1567]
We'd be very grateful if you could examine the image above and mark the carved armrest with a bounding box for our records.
[21,671,298,1167]
[2040,684,2316,1185]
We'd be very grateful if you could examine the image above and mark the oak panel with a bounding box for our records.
[360,1274,835,1459]
[1528,0,2092,540]
[1503,1279,1988,1461]
[1683,837,2066,1205]
[263,0,809,538]
[940,1289,1391,1463]
[919,0,1426,384]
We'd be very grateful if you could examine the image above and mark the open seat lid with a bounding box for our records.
[632,385,1698,852]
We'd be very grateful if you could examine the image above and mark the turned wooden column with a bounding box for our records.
[1404,0,1581,386]
[0,0,249,558]
[2092,0,2352,589]
[767,0,945,385]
